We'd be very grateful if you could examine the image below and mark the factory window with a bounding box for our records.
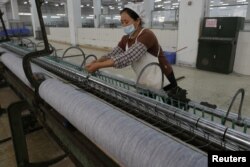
[152,9,178,29]
[208,0,249,17]
[99,0,143,28]
[99,0,180,29]
[208,0,250,30]
[81,0,94,28]
[42,0,68,27]
[153,0,180,29]
[16,0,32,27]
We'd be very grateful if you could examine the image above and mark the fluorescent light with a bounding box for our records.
[24,1,27,4]
[81,5,84,7]
[55,4,59,7]
[86,16,94,19]
[18,13,31,16]
[56,14,66,16]
[219,7,227,9]
[43,16,47,18]
[155,0,161,2]
[114,16,121,19]
[158,17,165,23]
[51,16,61,18]
[164,1,171,3]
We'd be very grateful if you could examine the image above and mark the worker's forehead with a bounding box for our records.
[120,12,133,20]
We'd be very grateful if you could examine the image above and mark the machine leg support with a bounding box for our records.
[8,101,67,167]
[0,105,7,116]
[0,77,8,88]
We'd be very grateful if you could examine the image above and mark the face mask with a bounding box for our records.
[123,24,136,35]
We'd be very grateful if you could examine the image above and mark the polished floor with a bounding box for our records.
[1,40,250,166]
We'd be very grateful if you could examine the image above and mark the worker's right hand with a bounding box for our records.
[90,59,98,64]
[85,62,100,73]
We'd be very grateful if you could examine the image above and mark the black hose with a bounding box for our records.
[62,46,86,67]
[23,0,53,89]
[222,88,245,126]
[82,54,97,67]
[0,9,10,42]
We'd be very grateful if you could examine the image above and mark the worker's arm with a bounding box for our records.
[91,56,109,63]
[86,59,114,73]
[89,46,124,65]
[97,46,124,62]
[111,42,147,68]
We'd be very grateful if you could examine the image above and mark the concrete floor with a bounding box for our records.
[1,40,250,166]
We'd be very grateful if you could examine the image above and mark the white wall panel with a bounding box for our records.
[152,29,178,52]
[47,28,70,43]
[234,31,250,75]
[77,28,177,50]
[177,0,205,67]
[48,28,177,51]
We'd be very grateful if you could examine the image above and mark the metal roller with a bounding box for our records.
[39,78,207,167]
[1,53,45,87]
[0,47,8,53]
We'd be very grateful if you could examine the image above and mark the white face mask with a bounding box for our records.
[123,24,136,35]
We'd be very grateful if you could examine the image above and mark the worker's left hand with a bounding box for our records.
[85,62,100,73]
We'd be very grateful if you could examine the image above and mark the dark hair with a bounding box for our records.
[120,8,140,21]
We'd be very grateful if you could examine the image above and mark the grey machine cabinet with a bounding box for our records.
[196,17,244,74]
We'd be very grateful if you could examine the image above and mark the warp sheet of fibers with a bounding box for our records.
[1,53,46,87]
[39,78,207,167]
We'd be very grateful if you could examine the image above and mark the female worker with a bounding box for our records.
[86,3,182,94]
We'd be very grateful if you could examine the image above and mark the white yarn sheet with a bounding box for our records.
[39,78,207,167]
[1,53,45,87]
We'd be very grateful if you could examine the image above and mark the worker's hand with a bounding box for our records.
[88,58,101,65]
[90,59,98,64]
[85,62,100,73]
